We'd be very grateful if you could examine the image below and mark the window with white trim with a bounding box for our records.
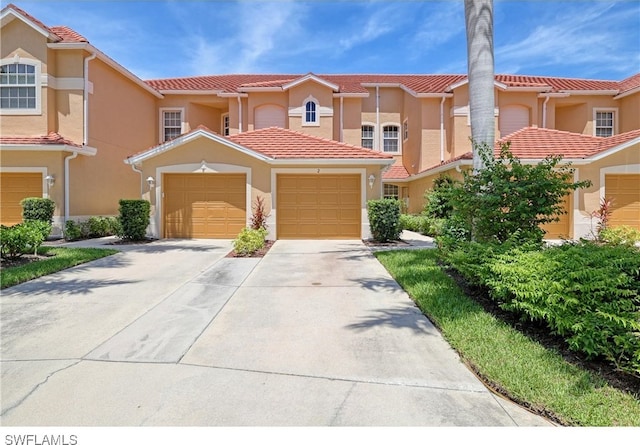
[384,184,399,199]
[382,125,400,153]
[161,109,183,142]
[0,61,40,114]
[222,113,230,136]
[403,119,409,141]
[304,98,318,125]
[594,109,615,137]
[361,125,374,149]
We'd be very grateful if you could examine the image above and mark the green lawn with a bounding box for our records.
[375,248,640,426]
[1,246,119,289]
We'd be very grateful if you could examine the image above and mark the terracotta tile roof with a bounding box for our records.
[383,161,410,180]
[228,127,393,160]
[3,4,88,43]
[145,73,633,95]
[497,127,640,159]
[495,74,619,92]
[0,132,82,148]
[49,25,88,43]
[618,73,640,95]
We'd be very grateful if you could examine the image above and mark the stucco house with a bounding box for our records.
[1,3,638,240]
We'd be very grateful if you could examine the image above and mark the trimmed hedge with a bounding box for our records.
[118,200,150,241]
[232,227,267,256]
[0,221,50,259]
[367,199,402,242]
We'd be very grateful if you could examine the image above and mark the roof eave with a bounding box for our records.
[269,158,395,166]
[159,89,224,95]
[558,89,619,96]
[614,86,640,100]
[0,144,97,155]
[282,74,339,92]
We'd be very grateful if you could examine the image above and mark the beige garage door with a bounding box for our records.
[606,174,640,230]
[277,174,361,239]
[164,173,246,239]
[0,172,42,226]
[542,194,571,239]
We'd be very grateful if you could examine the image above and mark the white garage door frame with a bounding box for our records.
[152,162,252,239]
[270,167,368,240]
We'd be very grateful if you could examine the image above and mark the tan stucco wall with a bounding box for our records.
[618,94,640,133]
[287,82,334,139]
[554,96,619,135]
[247,92,288,131]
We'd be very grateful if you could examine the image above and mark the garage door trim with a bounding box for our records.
[271,168,367,240]
[153,163,252,239]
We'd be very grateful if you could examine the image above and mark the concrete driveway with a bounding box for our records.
[0,238,553,426]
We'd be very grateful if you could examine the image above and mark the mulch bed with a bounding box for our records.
[0,252,54,269]
[226,240,275,258]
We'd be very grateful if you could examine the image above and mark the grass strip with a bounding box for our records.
[375,248,640,426]
[1,246,119,289]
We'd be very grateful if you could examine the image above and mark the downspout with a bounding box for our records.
[83,52,97,145]
[375,86,380,151]
[339,96,344,142]
[440,96,446,163]
[237,96,243,134]
[64,151,78,223]
[130,163,144,197]
[542,95,550,129]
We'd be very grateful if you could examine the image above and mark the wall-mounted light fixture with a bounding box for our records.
[146,176,155,189]
[368,173,376,189]
[45,175,55,188]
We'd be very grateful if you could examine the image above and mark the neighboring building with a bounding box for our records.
[1,3,638,240]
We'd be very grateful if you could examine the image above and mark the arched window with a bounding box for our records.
[304,99,317,124]
[0,61,40,114]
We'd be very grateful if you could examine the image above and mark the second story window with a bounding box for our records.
[0,61,40,114]
[222,113,230,136]
[304,99,317,125]
[383,125,400,153]
[162,109,183,142]
[361,125,374,149]
[595,110,615,137]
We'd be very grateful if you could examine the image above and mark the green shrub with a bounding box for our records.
[117,200,150,241]
[232,227,267,256]
[424,175,457,219]
[367,199,402,242]
[64,220,83,241]
[600,225,640,247]
[480,241,640,376]
[0,221,49,259]
[398,214,428,234]
[446,142,590,244]
[21,197,55,224]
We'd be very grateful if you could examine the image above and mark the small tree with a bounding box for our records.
[446,142,591,244]
[250,196,268,230]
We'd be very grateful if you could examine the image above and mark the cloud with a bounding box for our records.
[337,5,401,51]
[495,2,639,77]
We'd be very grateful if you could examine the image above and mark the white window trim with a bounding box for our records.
[221,112,230,136]
[0,57,42,116]
[383,183,400,199]
[302,96,319,126]
[361,122,376,149]
[593,107,618,137]
[159,107,185,143]
[381,122,402,154]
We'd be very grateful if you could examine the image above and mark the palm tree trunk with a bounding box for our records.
[464,0,495,172]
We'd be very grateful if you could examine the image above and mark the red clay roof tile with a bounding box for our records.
[0,132,82,148]
[383,161,410,180]
[228,127,393,160]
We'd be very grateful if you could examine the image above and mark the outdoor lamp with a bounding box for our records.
[146,176,155,188]
[368,173,376,189]
[45,175,55,188]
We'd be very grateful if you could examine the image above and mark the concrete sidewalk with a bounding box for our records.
[1,239,553,426]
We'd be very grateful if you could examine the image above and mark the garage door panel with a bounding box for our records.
[277,174,361,239]
[0,173,43,226]
[606,174,640,230]
[164,173,246,239]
